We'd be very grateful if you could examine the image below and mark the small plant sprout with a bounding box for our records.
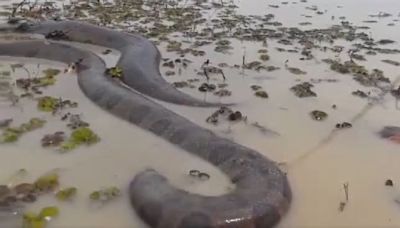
[339,182,349,212]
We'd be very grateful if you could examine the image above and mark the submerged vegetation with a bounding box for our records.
[89,186,121,203]
[0,118,46,143]
[105,66,124,79]
[23,206,59,228]
[60,127,100,151]
[1,0,400,226]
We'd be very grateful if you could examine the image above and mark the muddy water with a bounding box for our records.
[1,0,400,227]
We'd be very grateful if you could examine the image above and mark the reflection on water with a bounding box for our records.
[1,0,400,227]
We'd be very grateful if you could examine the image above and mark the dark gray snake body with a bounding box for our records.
[0,21,291,228]
[11,21,223,107]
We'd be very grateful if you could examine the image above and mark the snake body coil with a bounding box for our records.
[0,21,291,228]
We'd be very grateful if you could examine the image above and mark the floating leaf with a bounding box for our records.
[90,187,121,202]
[37,96,58,112]
[1,130,19,142]
[37,76,56,87]
[0,118,46,143]
[23,212,45,228]
[23,206,59,228]
[39,206,59,219]
[56,187,77,201]
[34,173,59,192]
[310,110,328,121]
[60,127,100,152]
[89,191,100,200]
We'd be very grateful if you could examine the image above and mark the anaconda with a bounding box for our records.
[0,20,291,228]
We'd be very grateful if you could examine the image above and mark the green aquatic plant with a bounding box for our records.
[60,127,100,151]
[37,96,58,112]
[89,186,121,202]
[0,118,46,143]
[56,187,77,201]
[37,76,56,87]
[23,206,59,228]
[37,96,78,113]
[43,68,61,78]
[105,66,123,79]
[34,173,59,192]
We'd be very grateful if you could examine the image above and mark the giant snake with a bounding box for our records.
[0,20,291,228]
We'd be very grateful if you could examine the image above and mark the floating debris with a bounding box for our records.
[382,59,400,66]
[41,132,65,147]
[206,107,245,125]
[102,49,112,55]
[336,122,352,129]
[46,29,69,40]
[287,67,306,75]
[290,82,317,98]
[299,22,312,26]
[199,83,216,92]
[165,71,175,76]
[351,53,366,61]
[310,110,328,121]
[228,111,243,121]
[377,39,395,45]
[379,126,400,144]
[352,90,368,98]
[362,20,378,23]
[0,119,12,129]
[251,85,269,98]
[265,66,280,72]
[162,60,175,68]
[166,41,182,52]
[188,170,210,181]
[385,179,394,187]
[259,54,270,61]
[255,90,269,98]
[251,85,262,91]
[391,86,400,98]
[15,68,60,94]
[324,59,390,87]
[213,89,232,97]
[250,122,279,135]
[172,81,191,88]
[214,40,233,54]
[64,114,89,130]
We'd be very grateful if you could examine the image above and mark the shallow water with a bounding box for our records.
[1,0,400,227]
